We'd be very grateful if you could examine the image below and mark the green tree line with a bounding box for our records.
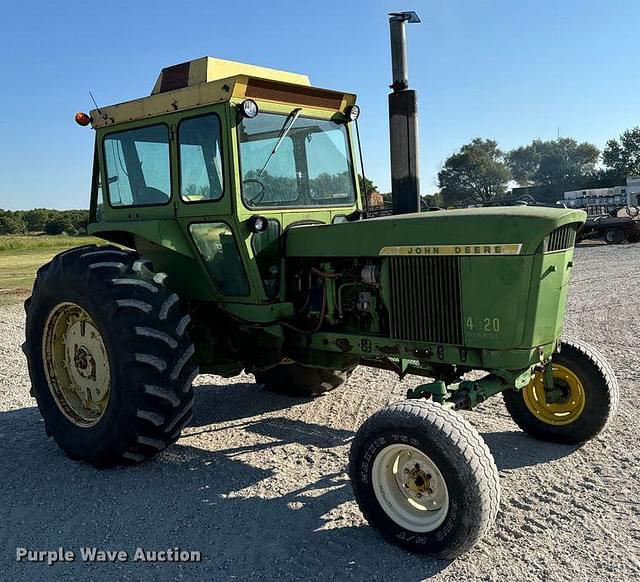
[435,126,640,207]
[0,208,89,236]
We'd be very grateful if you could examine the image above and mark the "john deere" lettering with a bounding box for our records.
[379,244,523,256]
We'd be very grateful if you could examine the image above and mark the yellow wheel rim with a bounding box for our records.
[42,302,111,427]
[523,364,585,426]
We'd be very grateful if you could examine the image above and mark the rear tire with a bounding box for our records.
[503,338,618,444]
[603,228,625,244]
[24,244,198,467]
[349,400,500,559]
[254,362,354,397]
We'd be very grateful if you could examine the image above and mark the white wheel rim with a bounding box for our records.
[371,444,449,533]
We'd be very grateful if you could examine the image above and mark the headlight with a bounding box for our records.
[239,99,259,118]
[246,215,268,233]
[345,105,360,121]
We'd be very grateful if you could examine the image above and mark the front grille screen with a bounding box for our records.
[547,224,577,252]
[388,256,463,345]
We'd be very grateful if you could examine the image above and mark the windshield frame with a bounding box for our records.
[236,108,359,211]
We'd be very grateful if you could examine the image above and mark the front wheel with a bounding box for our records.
[503,338,618,444]
[349,400,500,559]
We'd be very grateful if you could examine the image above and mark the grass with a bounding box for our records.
[0,235,104,304]
[0,234,102,252]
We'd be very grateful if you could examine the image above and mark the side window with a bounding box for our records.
[104,125,170,207]
[91,149,105,222]
[179,114,224,202]
[189,223,250,296]
[95,180,105,222]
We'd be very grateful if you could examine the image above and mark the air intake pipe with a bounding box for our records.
[388,11,421,215]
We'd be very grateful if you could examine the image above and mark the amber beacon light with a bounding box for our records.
[74,112,92,126]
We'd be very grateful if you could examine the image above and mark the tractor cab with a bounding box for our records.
[87,57,363,303]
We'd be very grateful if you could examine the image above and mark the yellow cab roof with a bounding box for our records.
[90,57,356,128]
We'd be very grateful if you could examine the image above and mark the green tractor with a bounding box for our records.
[24,13,617,559]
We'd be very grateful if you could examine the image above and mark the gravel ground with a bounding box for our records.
[1,244,639,581]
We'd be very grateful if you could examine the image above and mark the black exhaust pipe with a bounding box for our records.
[388,11,421,215]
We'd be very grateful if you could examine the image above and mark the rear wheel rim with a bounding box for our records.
[371,443,449,533]
[523,363,585,426]
[42,302,111,427]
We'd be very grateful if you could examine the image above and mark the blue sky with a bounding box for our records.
[0,0,638,210]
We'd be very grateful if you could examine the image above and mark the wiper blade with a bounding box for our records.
[258,108,302,177]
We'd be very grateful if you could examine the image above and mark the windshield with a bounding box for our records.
[238,112,356,208]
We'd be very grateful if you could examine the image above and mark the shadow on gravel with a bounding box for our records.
[189,381,316,428]
[13,386,603,579]
[0,392,582,581]
[188,381,355,450]
[0,401,452,581]
[482,430,579,471]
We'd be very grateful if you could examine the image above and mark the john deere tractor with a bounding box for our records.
[24,13,617,559]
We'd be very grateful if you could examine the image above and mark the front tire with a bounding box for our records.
[24,244,198,466]
[254,362,354,397]
[349,400,500,559]
[503,338,618,444]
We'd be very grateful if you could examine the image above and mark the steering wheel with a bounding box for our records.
[243,179,266,205]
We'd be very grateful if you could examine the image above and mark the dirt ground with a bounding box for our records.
[0,244,638,581]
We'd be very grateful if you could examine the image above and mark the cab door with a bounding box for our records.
[174,105,255,303]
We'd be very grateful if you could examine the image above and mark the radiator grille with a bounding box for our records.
[547,224,577,252]
[388,256,463,345]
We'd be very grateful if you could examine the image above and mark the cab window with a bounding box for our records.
[178,114,224,202]
[103,124,171,207]
[238,112,356,208]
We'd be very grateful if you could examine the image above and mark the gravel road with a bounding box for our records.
[1,244,639,581]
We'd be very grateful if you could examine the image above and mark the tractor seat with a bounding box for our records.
[136,187,170,205]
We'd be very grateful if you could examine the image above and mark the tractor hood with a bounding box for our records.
[285,206,586,257]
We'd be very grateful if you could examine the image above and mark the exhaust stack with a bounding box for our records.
[388,11,421,215]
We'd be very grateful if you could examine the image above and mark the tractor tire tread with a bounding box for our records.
[24,244,198,467]
[503,336,618,444]
[349,400,500,559]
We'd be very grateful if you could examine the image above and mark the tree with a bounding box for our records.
[0,215,27,235]
[62,210,89,232]
[422,192,444,208]
[438,138,511,206]
[583,167,622,189]
[310,171,353,197]
[0,208,88,236]
[359,176,377,196]
[602,127,640,181]
[21,209,51,232]
[507,138,600,193]
[44,217,74,235]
